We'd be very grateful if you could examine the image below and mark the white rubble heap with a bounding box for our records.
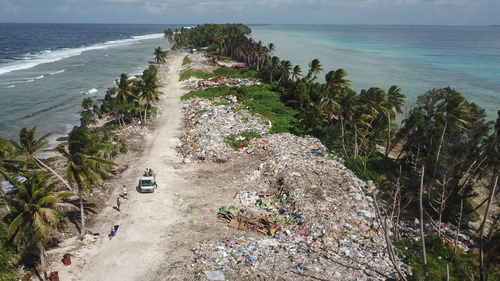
[182,76,261,90]
[177,95,409,280]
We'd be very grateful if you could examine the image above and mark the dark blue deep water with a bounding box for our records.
[0,23,184,140]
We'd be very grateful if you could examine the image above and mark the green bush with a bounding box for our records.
[182,56,190,66]
[0,223,18,281]
[469,211,481,222]
[344,157,380,181]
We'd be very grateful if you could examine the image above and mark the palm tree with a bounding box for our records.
[325,69,350,89]
[267,43,276,57]
[11,126,73,192]
[154,46,167,66]
[164,28,175,45]
[269,56,281,83]
[55,126,115,236]
[322,69,351,126]
[432,88,471,179]
[278,60,292,83]
[115,73,136,102]
[137,65,163,123]
[291,65,302,81]
[385,85,406,157]
[307,59,323,81]
[0,137,22,198]
[7,172,76,280]
[337,89,359,157]
[350,104,373,158]
[80,98,100,128]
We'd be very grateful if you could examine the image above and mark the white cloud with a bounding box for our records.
[0,0,497,25]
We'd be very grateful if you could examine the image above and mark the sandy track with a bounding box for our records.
[49,51,190,281]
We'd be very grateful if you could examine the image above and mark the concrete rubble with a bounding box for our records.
[176,94,410,280]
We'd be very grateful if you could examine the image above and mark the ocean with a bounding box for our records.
[0,23,183,142]
[249,25,500,121]
[1,24,500,143]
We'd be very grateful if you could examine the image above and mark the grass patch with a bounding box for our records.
[181,85,234,100]
[179,69,213,81]
[182,56,190,66]
[180,83,298,135]
[179,68,193,81]
[238,84,297,134]
[180,66,257,81]
[213,67,239,77]
[226,131,261,149]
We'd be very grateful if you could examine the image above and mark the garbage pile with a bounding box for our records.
[397,218,477,252]
[182,77,261,90]
[177,95,409,280]
[178,95,271,163]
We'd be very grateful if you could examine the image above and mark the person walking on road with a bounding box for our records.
[123,185,128,199]
[116,197,121,211]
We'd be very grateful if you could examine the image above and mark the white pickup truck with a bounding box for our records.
[139,176,156,193]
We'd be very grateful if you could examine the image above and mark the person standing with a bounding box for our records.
[116,197,121,211]
[123,185,128,199]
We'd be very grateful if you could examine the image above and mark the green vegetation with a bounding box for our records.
[181,85,233,100]
[171,23,500,280]
[182,56,190,66]
[225,131,261,149]
[213,67,239,77]
[179,67,256,81]
[396,235,500,281]
[0,223,18,281]
[181,84,297,134]
[237,85,297,134]
[153,46,167,66]
[100,64,164,126]
[179,68,213,81]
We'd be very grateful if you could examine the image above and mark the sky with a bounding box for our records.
[0,0,498,26]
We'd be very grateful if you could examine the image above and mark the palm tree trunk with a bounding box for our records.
[452,198,464,262]
[78,186,86,236]
[144,105,148,123]
[33,156,72,191]
[354,126,358,158]
[433,121,448,179]
[340,116,348,157]
[40,248,48,281]
[479,174,497,281]
[386,114,391,157]
[420,166,430,281]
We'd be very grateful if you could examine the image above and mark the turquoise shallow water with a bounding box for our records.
[249,25,500,120]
